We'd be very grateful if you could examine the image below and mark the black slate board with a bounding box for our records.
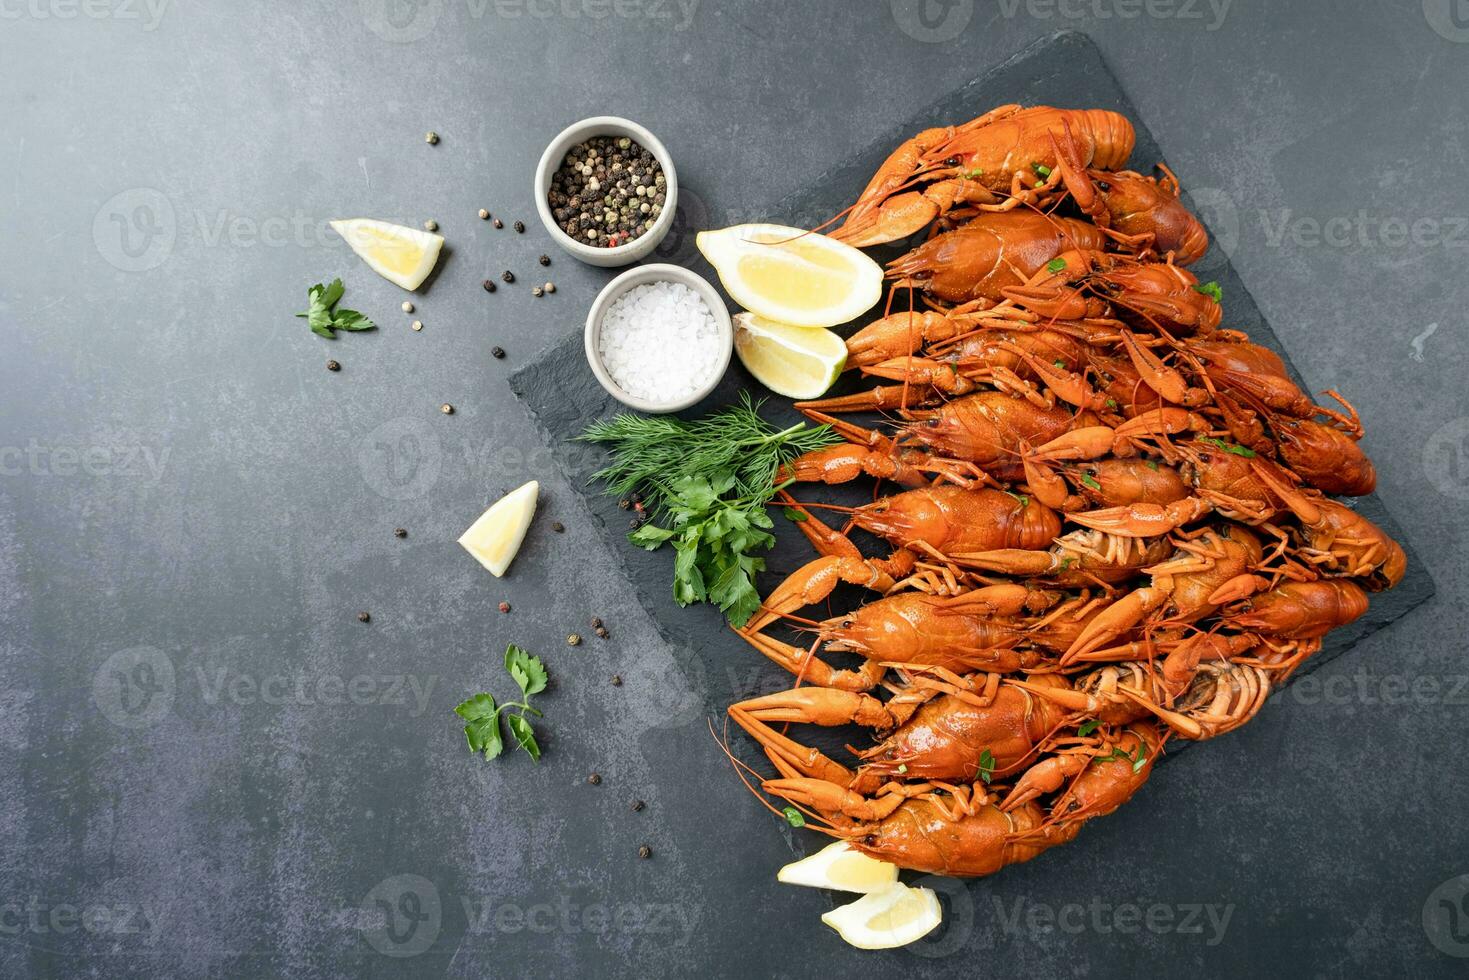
[511,32,1435,754]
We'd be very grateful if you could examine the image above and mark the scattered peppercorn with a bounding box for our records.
[502,270,514,283]
[631,799,645,812]
[618,497,632,510]
[538,254,551,266]
[513,220,525,233]
[587,773,602,785]
[544,282,556,294]
[425,131,439,144]
[498,601,511,614]
[491,346,506,359]
[326,359,340,372]
[424,219,438,232]
[595,626,610,639]
[638,845,652,859]
[629,518,642,529]
[532,286,543,297]
[551,521,565,533]
[357,611,371,623]
[611,674,622,686]
[479,208,490,220]
[591,617,604,628]
[401,301,414,314]
[441,403,454,415]
[492,218,504,229]
[482,279,497,293]
[567,633,582,646]
[412,320,423,332]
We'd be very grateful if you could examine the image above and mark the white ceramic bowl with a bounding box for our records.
[535,116,678,267]
[584,263,732,414]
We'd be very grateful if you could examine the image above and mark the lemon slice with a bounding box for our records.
[330,218,444,291]
[458,481,538,578]
[732,312,847,399]
[777,841,899,894]
[697,224,881,328]
[821,881,942,950]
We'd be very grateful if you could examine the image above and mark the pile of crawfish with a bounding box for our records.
[724,105,1406,878]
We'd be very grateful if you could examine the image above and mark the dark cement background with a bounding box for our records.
[2,1,1467,977]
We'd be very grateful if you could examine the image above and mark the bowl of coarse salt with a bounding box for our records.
[584,263,733,413]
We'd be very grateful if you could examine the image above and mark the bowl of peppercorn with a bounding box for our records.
[535,116,678,267]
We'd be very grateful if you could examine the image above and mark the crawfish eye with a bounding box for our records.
[945,156,960,167]
[842,620,854,629]
[926,418,940,428]
[1197,453,1212,463]
[1096,179,1112,192]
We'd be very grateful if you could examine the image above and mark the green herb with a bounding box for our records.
[1003,490,1030,509]
[1046,257,1067,274]
[454,644,547,762]
[1145,459,1159,471]
[1098,743,1147,773]
[1192,281,1222,304]
[962,167,985,179]
[1199,436,1257,458]
[896,763,908,774]
[782,806,806,828]
[1078,719,1101,737]
[1058,557,1075,571]
[1053,359,1067,370]
[978,748,996,784]
[782,507,808,523]
[579,394,840,627]
[1081,472,1102,490]
[1032,162,1053,179]
[295,278,376,339]
[1105,397,1119,410]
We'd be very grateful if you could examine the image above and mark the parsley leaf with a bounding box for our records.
[455,693,504,760]
[504,644,548,697]
[505,713,540,762]
[978,748,996,783]
[782,806,806,828]
[1046,256,1067,274]
[1078,719,1101,737]
[1081,472,1102,490]
[1199,436,1257,458]
[296,278,377,338]
[455,644,549,764]
[1193,281,1222,303]
[1032,162,1053,179]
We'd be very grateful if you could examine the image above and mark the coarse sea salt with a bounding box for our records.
[598,281,724,403]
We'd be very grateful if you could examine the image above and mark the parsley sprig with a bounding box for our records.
[454,644,548,762]
[296,278,376,338]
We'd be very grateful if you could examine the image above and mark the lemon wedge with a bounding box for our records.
[330,218,444,291]
[697,224,881,328]
[777,841,899,894]
[458,481,538,578]
[821,881,942,950]
[732,312,847,399]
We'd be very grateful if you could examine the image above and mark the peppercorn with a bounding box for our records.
[502,270,514,283]
[591,617,603,628]
[631,800,645,812]
[492,218,503,228]
[628,518,642,529]
[532,286,543,298]
[513,220,525,233]
[587,773,601,785]
[595,626,609,639]
[401,301,414,313]
[411,320,423,332]
[425,131,439,144]
[440,404,454,415]
[638,845,652,859]
[479,208,490,220]
[611,674,622,686]
[544,282,556,294]
[424,219,438,232]
[394,528,407,538]
[326,359,340,372]
[618,497,631,510]
[567,633,582,646]
[498,601,511,614]
[357,611,371,623]
[551,521,565,533]
[482,279,497,293]
[539,254,551,266]
[491,346,506,359]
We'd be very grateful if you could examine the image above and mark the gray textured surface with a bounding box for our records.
[1,2,1466,977]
